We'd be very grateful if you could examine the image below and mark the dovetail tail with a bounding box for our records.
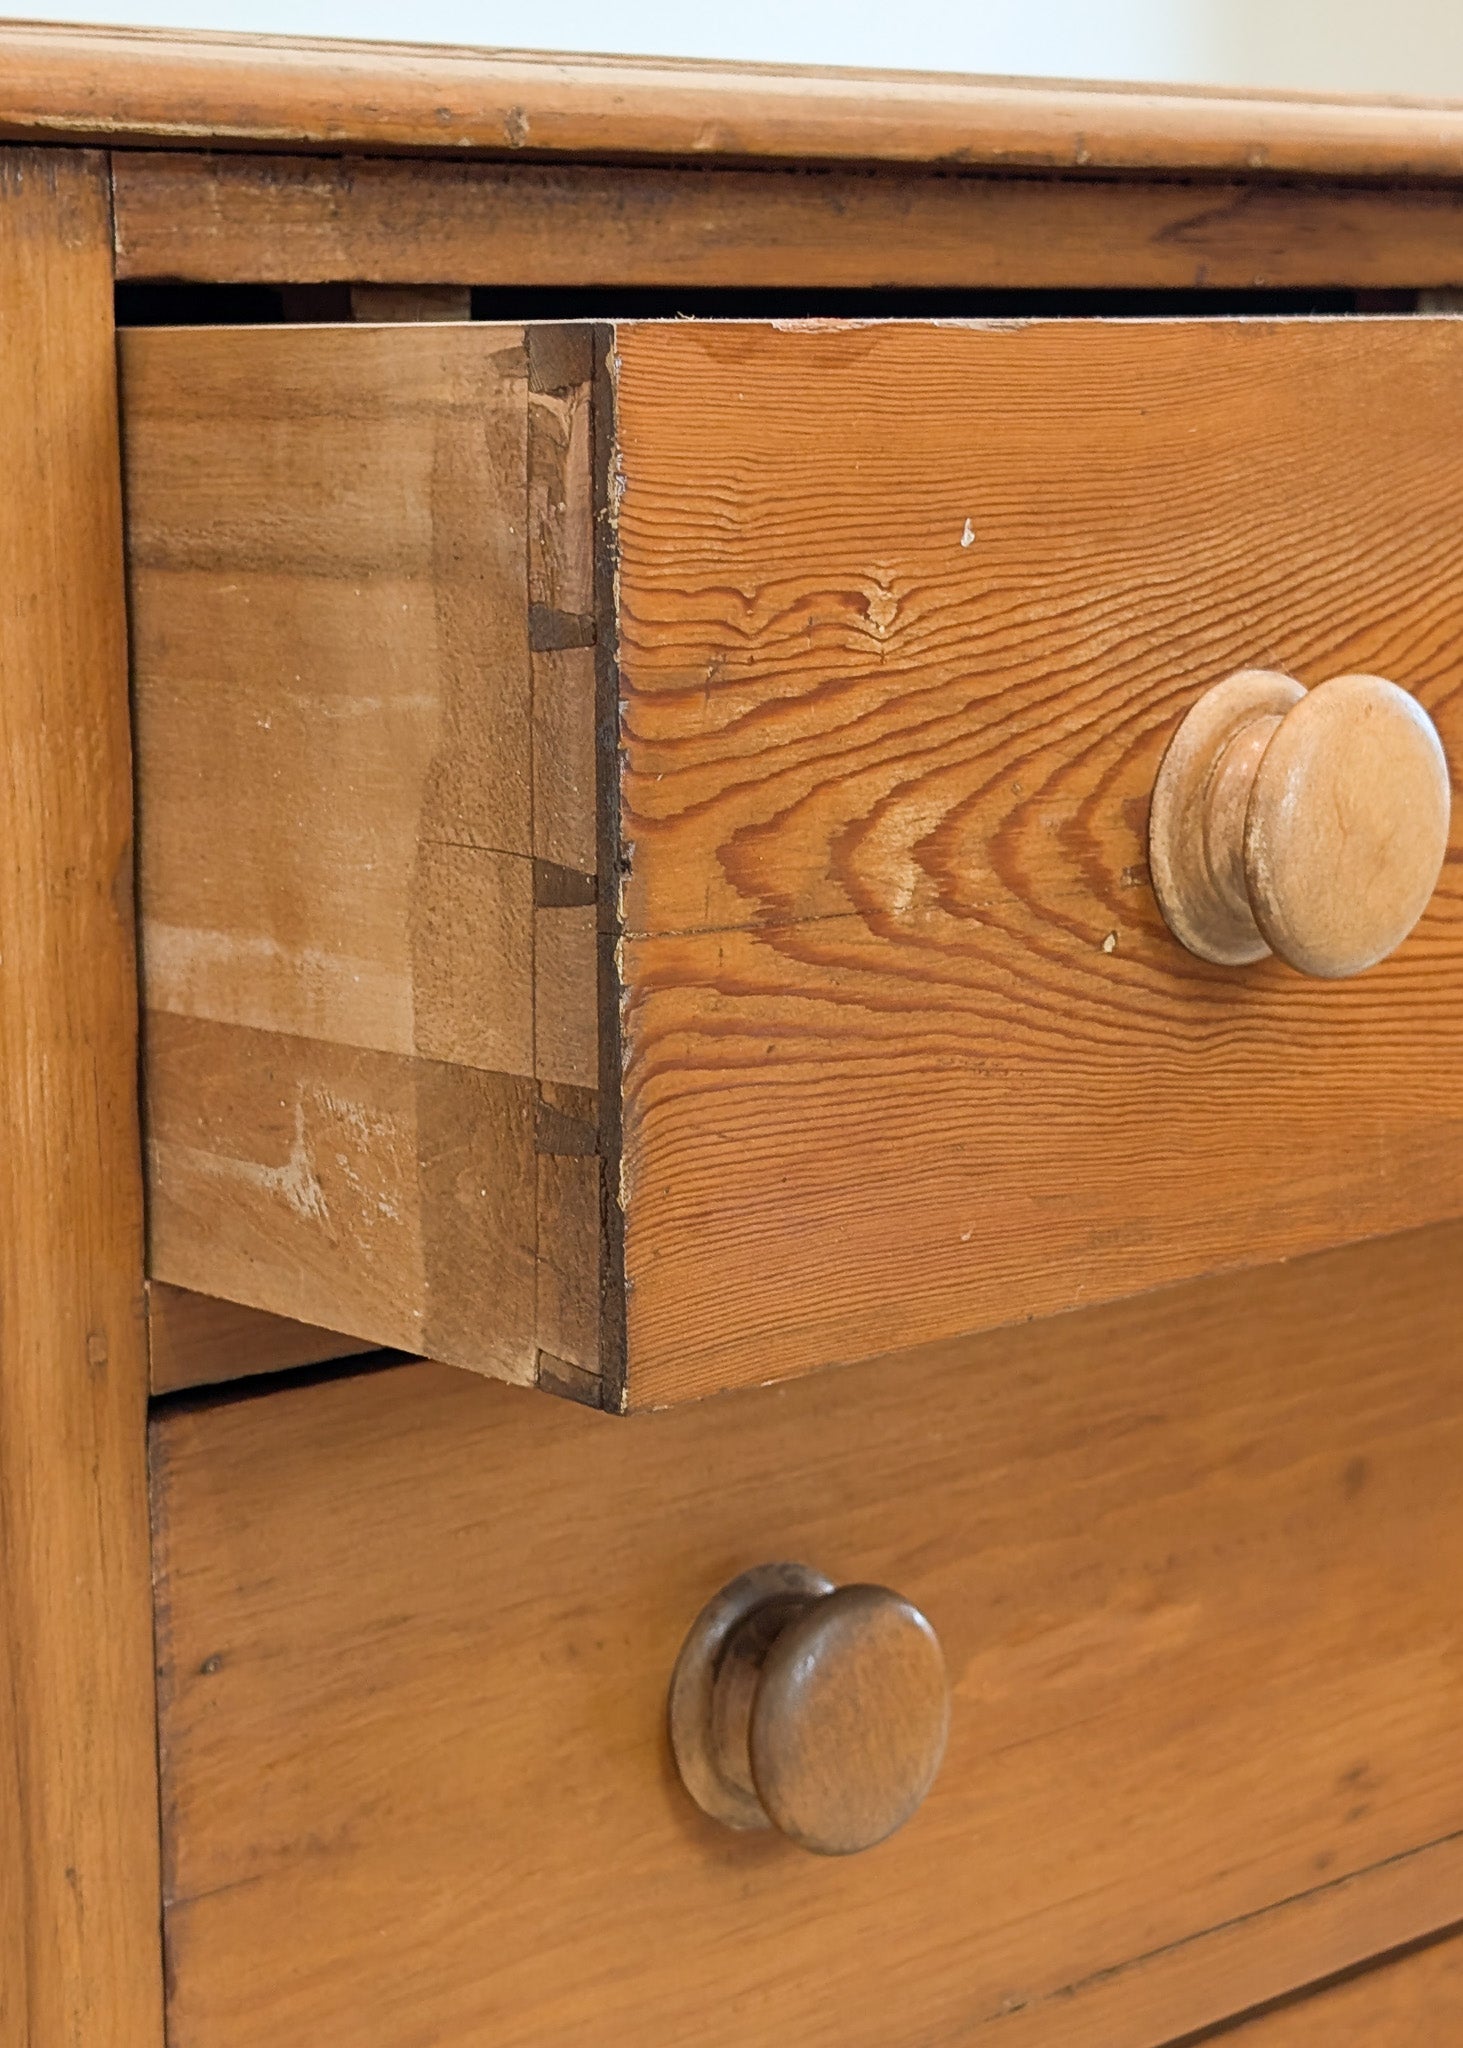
[529,603,596,652]
[534,859,597,908]
[535,1098,599,1157]
[534,1350,603,1406]
[527,324,594,396]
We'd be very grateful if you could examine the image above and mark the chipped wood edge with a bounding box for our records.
[592,322,629,1413]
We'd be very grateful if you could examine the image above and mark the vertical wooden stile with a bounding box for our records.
[0,147,165,2045]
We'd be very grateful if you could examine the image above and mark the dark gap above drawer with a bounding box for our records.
[114,280,1414,326]
[473,283,1402,319]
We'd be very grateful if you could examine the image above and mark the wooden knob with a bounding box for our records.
[1150,670,1450,976]
[668,1562,949,1856]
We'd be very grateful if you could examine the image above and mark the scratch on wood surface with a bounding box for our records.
[158,1094,330,1227]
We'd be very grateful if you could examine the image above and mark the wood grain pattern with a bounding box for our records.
[111,150,1463,292]
[1226,1932,1463,2041]
[9,22,1463,174]
[154,1220,1463,2048]
[147,1280,375,1394]
[0,147,165,2047]
[610,317,1463,1405]
[124,321,602,1390]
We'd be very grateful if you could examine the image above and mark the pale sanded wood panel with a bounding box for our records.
[124,321,602,1393]
[0,148,164,2046]
[111,151,1463,292]
[611,317,1463,1405]
[1226,1933,1463,2041]
[156,1221,1463,2048]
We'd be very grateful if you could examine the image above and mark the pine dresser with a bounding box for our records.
[6,24,1463,2044]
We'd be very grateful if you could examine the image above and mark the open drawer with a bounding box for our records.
[122,315,1463,1410]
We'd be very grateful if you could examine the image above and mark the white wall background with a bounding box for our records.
[14,0,1463,98]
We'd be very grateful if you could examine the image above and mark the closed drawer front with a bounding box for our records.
[125,315,1463,1408]
[153,1220,1463,2048]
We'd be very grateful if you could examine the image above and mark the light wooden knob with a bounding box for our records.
[668,1562,949,1856]
[1149,670,1450,976]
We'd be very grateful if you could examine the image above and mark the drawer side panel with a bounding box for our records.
[123,321,604,1394]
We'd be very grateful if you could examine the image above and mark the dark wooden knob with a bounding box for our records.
[1149,669,1450,977]
[668,1562,949,1856]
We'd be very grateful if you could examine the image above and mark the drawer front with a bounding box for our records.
[154,1221,1463,2048]
[613,317,1463,1404]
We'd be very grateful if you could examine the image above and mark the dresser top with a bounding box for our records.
[4,19,1463,179]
